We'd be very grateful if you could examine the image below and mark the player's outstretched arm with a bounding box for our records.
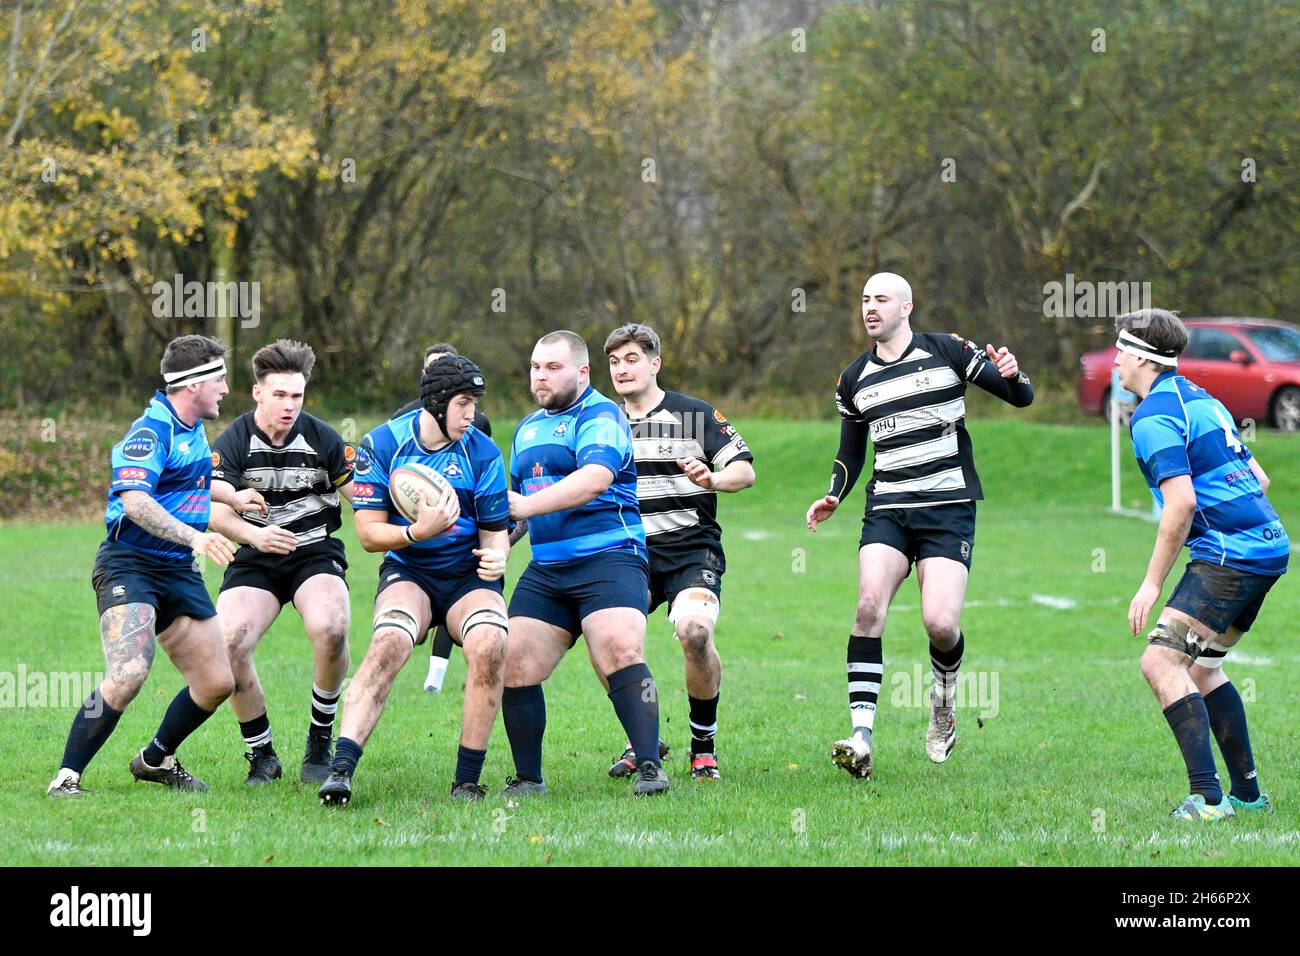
[354,489,459,552]
[210,479,267,516]
[508,463,613,520]
[969,343,1034,407]
[120,490,235,565]
[1248,457,1270,493]
[1127,475,1197,635]
[679,458,755,493]
[808,418,868,532]
[208,501,298,555]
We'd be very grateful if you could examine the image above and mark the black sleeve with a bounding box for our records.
[829,370,869,500]
[475,410,492,438]
[211,419,245,488]
[941,333,1034,408]
[828,418,869,501]
[320,421,354,487]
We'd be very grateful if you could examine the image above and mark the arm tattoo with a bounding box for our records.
[508,519,529,546]
[100,603,157,689]
[122,491,198,547]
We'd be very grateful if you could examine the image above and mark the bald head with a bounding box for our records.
[861,271,914,342]
[863,272,912,304]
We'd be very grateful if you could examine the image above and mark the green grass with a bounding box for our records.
[2,418,1298,865]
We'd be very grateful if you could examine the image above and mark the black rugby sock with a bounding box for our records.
[502,685,546,783]
[1204,683,1260,802]
[142,687,215,766]
[1163,693,1223,805]
[607,663,660,767]
[59,690,124,774]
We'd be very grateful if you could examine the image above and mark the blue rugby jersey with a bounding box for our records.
[105,390,213,560]
[510,384,645,565]
[1130,371,1289,576]
[351,410,509,571]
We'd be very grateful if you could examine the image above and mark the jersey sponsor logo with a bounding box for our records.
[1262,524,1287,542]
[713,409,727,424]
[116,467,148,481]
[122,428,159,461]
[344,444,357,463]
[211,452,221,468]
[872,416,897,437]
[533,462,543,478]
[721,424,735,437]
[353,483,375,498]
[734,437,749,453]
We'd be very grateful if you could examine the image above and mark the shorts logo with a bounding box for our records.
[111,585,125,597]
[553,422,568,437]
[332,561,343,573]
[700,569,717,586]
[960,540,971,560]
[386,573,401,582]
[122,428,159,461]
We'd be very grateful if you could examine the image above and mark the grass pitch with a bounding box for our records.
[3,417,1298,866]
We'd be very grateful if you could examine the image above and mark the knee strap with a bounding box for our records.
[460,606,508,642]
[374,607,421,648]
[1196,640,1232,669]
[1146,618,1210,662]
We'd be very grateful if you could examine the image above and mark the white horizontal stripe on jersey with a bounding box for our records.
[872,498,972,510]
[869,397,966,441]
[854,347,934,383]
[712,436,747,469]
[242,466,330,492]
[872,466,966,496]
[249,433,319,455]
[637,473,710,501]
[643,508,701,535]
[633,436,706,462]
[874,432,960,472]
[294,525,328,545]
[852,365,960,413]
[252,491,339,526]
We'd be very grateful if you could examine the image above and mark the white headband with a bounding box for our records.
[163,357,227,387]
[1115,329,1178,368]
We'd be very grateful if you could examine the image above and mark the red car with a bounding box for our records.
[1078,317,1300,430]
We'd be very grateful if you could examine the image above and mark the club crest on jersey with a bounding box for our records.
[553,422,568,437]
[354,444,372,476]
[443,462,463,479]
[122,428,158,461]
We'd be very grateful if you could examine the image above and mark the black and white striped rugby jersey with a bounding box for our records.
[624,390,753,559]
[834,330,1033,511]
[211,411,354,557]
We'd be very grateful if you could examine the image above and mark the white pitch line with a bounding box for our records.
[741,530,772,540]
[1030,594,1078,610]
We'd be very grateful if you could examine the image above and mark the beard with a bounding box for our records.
[536,381,579,411]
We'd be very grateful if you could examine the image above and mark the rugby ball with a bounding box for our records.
[389,463,459,525]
